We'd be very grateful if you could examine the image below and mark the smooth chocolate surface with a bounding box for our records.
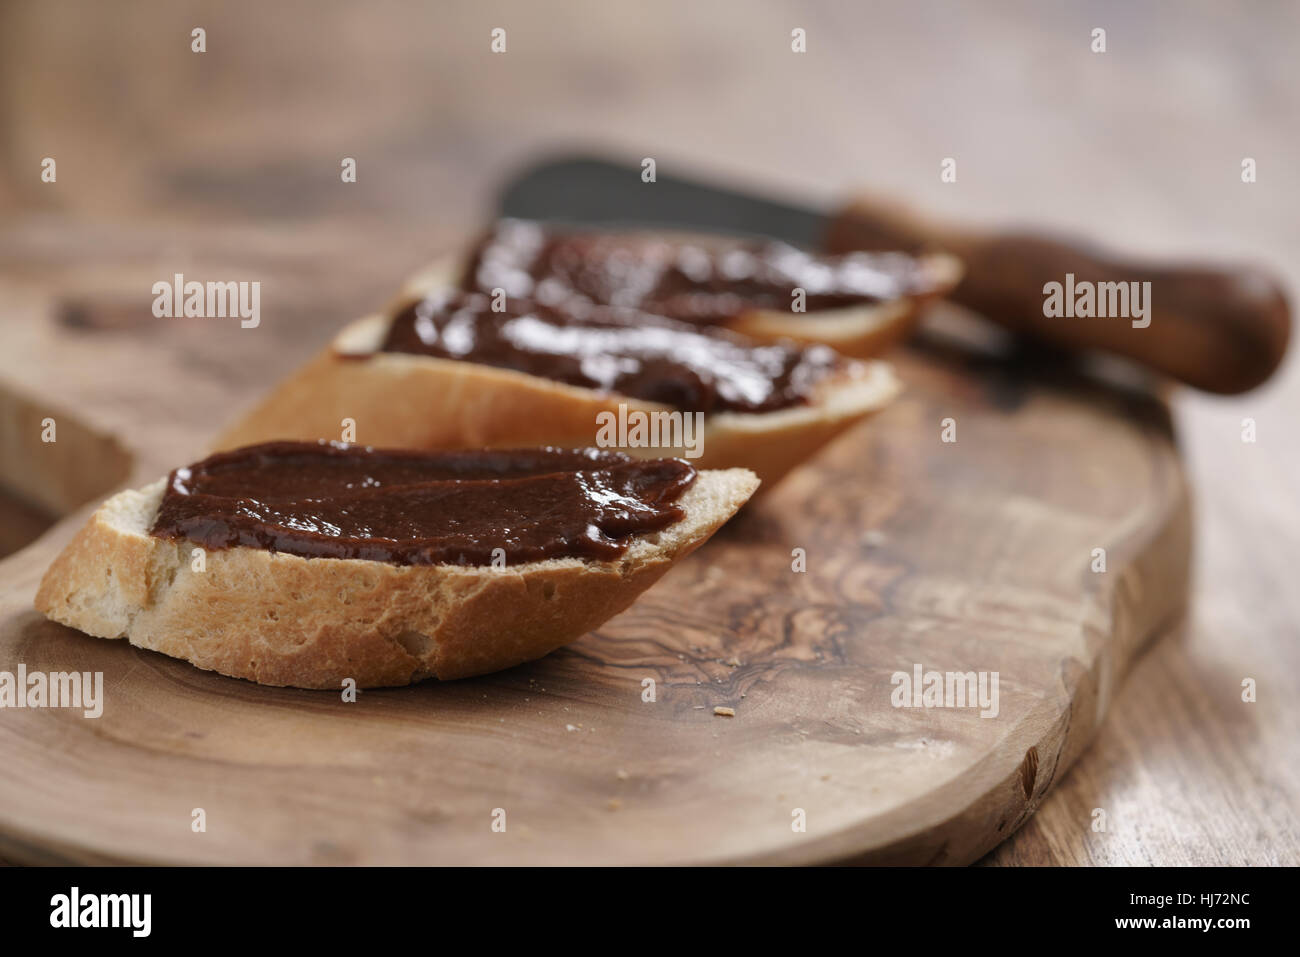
[379,290,845,414]
[463,218,935,324]
[150,442,697,565]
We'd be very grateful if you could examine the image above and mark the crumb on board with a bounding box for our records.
[615,769,630,780]
[607,798,622,811]
[713,706,736,717]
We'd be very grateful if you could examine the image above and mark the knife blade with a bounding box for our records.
[498,155,827,247]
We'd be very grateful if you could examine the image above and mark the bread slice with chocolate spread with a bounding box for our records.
[214,300,900,488]
[35,443,758,688]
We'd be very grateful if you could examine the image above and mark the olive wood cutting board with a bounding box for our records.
[0,231,1190,864]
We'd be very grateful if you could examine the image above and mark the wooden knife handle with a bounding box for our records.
[825,197,1291,394]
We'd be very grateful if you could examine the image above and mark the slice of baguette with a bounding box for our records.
[212,312,901,488]
[34,466,759,688]
[399,247,963,359]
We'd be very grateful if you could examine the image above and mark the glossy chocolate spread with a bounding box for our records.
[462,218,934,323]
[149,442,697,565]
[378,290,845,414]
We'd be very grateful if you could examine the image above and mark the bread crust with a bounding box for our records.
[213,314,900,487]
[35,469,759,688]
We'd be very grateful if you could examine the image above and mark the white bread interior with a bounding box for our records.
[35,467,759,689]
[213,311,901,488]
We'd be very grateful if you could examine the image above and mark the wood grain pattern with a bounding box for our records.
[0,0,1295,865]
[0,282,1190,862]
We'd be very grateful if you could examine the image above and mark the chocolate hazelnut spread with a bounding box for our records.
[462,218,934,324]
[379,290,845,414]
[150,442,697,565]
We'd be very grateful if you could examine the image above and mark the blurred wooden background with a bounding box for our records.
[0,0,1296,864]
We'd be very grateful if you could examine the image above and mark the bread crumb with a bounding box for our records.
[615,769,629,780]
[606,798,622,811]
[725,657,742,667]
[565,723,578,732]
[713,706,736,717]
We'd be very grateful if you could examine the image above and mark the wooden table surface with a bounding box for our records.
[1,0,1296,865]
